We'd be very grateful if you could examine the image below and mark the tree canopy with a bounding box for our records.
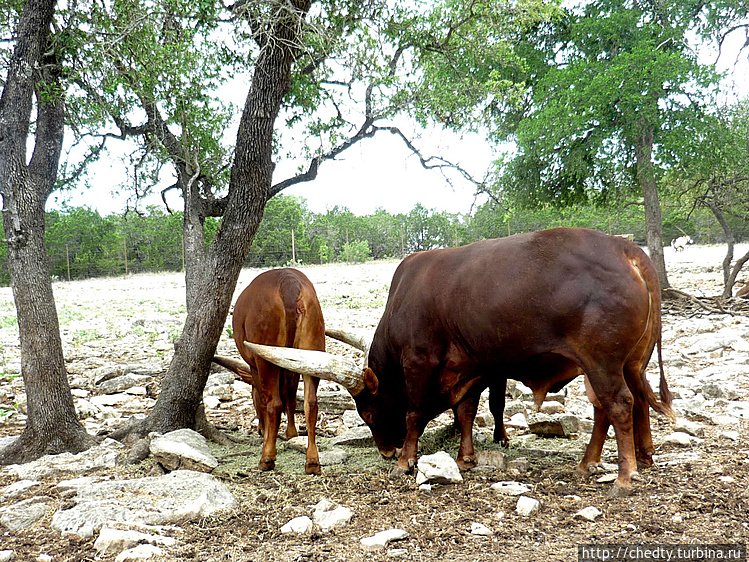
[485,0,746,287]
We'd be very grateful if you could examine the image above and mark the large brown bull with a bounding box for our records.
[213,268,325,475]
[246,228,675,495]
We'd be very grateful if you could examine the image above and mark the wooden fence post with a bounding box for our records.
[66,243,71,282]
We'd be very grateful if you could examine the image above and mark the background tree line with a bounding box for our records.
[0,192,743,286]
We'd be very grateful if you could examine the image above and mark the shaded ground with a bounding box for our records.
[3,416,746,561]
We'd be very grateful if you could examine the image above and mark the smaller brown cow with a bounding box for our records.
[213,268,325,475]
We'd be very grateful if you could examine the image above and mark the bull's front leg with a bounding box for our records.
[392,410,425,476]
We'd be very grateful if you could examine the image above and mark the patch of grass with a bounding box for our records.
[209,432,392,480]
[72,328,99,344]
[419,425,462,457]
[0,316,17,330]
[58,306,87,325]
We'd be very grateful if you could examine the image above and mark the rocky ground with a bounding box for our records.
[0,243,748,561]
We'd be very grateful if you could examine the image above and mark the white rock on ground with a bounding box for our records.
[574,506,602,522]
[516,496,540,517]
[114,543,165,561]
[491,481,530,496]
[281,516,313,534]
[415,451,463,485]
[312,498,353,531]
[470,522,493,536]
[94,527,176,556]
[360,529,408,551]
[149,429,218,472]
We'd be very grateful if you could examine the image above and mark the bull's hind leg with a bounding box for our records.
[257,363,282,471]
[578,405,610,475]
[302,374,322,475]
[578,375,609,475]
[624,362,656,467]
[488,378,509,447]
[454,396,479,469]
[252,386,266,437]
[281,371,300,440]
[578,370,655,476]
[582,366,638,497]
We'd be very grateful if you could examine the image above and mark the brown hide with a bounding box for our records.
[229,268,325,475]
[355,228,673,494]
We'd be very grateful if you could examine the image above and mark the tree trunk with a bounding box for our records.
[704,194,749,298]
[0,0,96,465]
[110,1,312,444]
[634,126,670,289]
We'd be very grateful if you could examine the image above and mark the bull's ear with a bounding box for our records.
[363,368,379,395]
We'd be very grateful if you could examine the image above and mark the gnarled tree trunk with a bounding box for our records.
[0,0,96,465]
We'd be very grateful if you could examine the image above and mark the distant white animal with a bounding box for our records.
[671,235,693,252]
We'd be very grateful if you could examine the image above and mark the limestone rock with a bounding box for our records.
[150,429,218,473]
[415,451,463,485]
[360,529,408,551]
[281,516,313,534]
[516,496,540,517]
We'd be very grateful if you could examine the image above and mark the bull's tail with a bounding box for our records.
[279,272,304,349]
[650,330,676,421]
[630,250,676,422]
[279,274,304,411]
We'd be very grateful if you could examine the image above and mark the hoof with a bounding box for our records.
[389,464,411,478]
[493,431,510,448]
[456,456,477,470]
[305,462,322,476]
[609,482,634,498]
[258,459,275,471]
[576,463,603,476]
[389,458,416,478]
[637,456,654,467]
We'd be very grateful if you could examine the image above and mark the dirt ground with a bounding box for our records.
[2,417,747,561]
[1,245,749,561]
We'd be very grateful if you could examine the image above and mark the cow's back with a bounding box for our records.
[233,268,325,363]
[375,228,656,367]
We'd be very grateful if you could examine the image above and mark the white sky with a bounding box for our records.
[278,127,494,216]
[54,120,495,217]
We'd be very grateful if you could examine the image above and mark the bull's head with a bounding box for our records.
[242,328,406,459]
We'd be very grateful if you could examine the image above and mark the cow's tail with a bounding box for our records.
[280,274,303,351]
[648,330,676,422]
[635,253,676,422]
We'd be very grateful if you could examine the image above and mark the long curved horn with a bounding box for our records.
[212,355,255,386]
[324,328,372,353]
[244,342,365,395]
